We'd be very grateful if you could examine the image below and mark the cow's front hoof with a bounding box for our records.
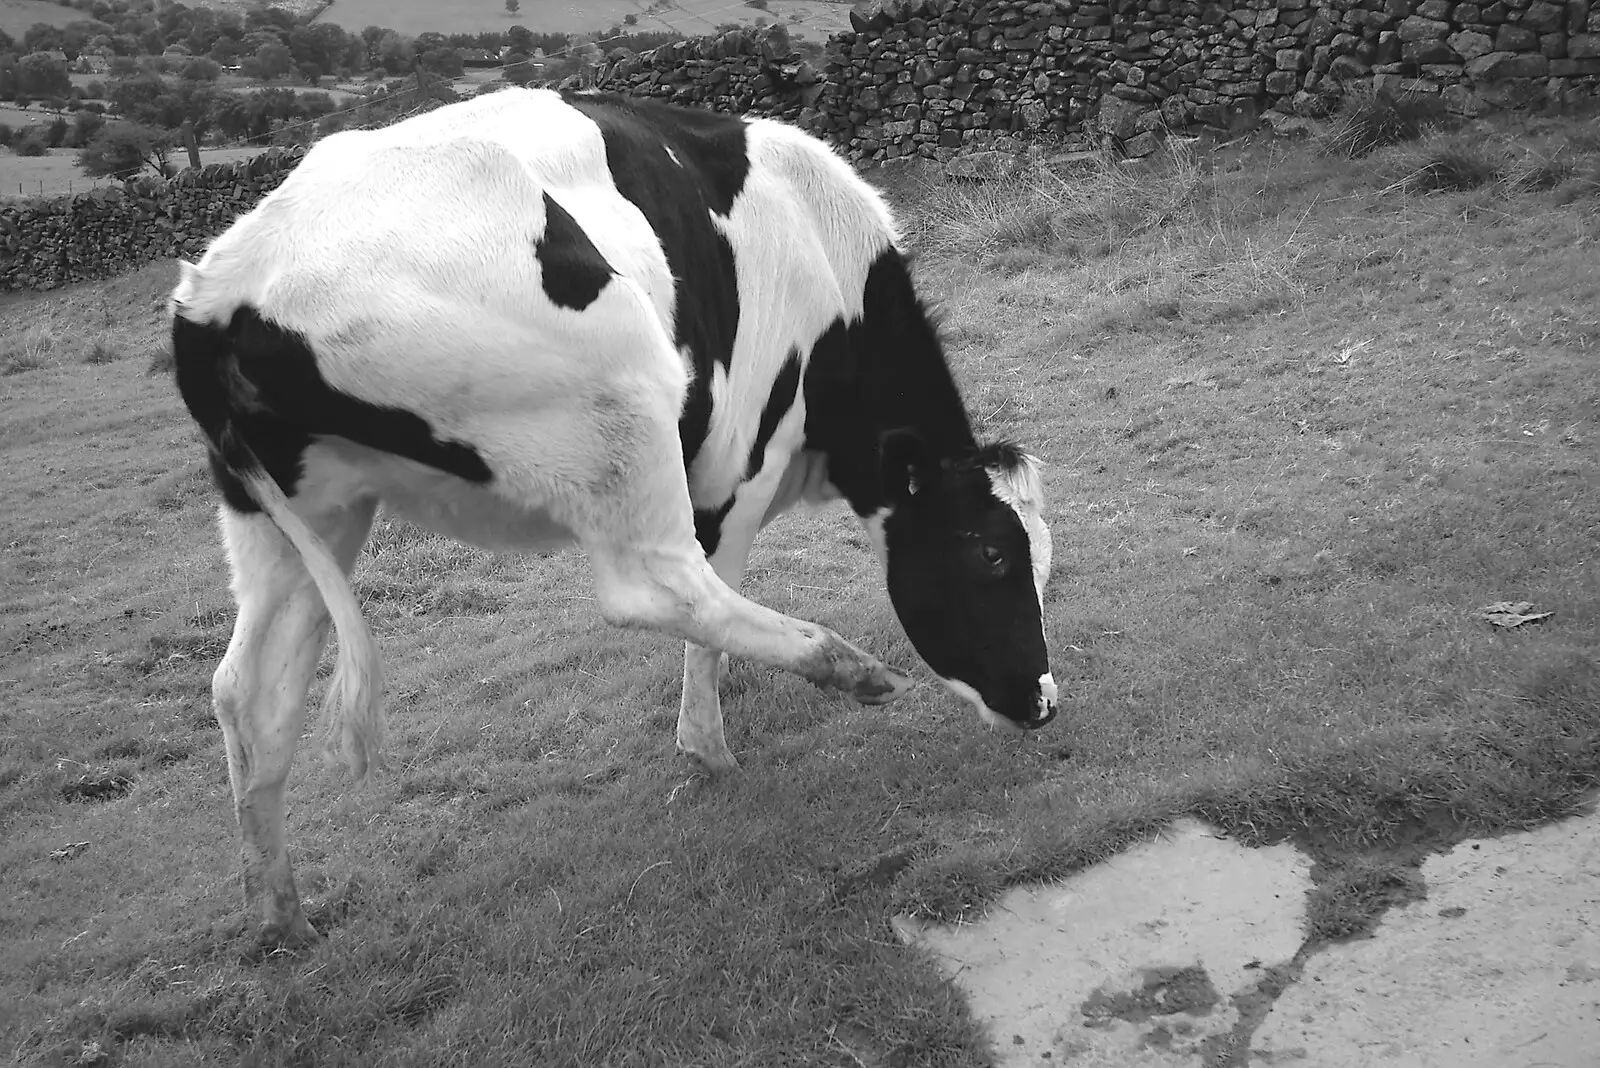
[679,740,740,775]
[256,913,321,955]
[851,664,911,705]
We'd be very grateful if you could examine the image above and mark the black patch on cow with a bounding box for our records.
[535,191,612,311]
[172,307,491,514]
[746,350,802,480]
[802,247,977,517]
[559,92,747,470]
[693,495,737,555]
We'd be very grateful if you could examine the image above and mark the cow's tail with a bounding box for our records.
[171,274,384,779]
[231,456,385,780]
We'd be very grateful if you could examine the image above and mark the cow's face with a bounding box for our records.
[877,431,1056,731]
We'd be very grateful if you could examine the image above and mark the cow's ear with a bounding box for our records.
[880,427,938,504]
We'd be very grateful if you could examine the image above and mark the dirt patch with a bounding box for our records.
[1081,964,1220,1027]
[60,768,134,803]
[833,842,923,900]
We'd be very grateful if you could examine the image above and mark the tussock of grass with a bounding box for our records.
[901,142,1206,264]
[2,323,56,374]
[84,336,121,365]
[1382,133,1505,193]
[1319,87,1450,159]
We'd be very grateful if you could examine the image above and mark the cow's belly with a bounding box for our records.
[301,438,576,554]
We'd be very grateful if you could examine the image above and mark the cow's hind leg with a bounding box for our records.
[213,498,376,948]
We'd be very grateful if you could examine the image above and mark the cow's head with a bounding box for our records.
[876,430,1056,731]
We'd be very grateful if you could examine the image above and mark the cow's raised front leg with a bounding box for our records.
[213,498,375,949]
[572,418,909,723]
[593,540,907,703]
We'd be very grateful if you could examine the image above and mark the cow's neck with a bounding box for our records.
[802,247,977,517]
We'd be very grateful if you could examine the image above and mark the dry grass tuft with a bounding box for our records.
[2,322,57,374]
[83,335,121,365]
[1381,133,1506,194]
[1319,87,1450,159]
[902,141,1208,264]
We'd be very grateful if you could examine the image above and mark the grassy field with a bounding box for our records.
[0,0,83,39]
[2,109,1598,1067]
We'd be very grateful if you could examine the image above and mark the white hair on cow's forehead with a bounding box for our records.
[981,445,1053,601]
[984,447,1044,511]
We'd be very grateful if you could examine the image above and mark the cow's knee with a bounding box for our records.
[594,555,701,633]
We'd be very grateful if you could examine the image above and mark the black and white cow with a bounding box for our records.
[171,87,1055,946]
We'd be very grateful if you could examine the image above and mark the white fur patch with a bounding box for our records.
[862,506,891,573]
[985,453,1052,606]
[685,119,899,511]
[941,677,1021,733]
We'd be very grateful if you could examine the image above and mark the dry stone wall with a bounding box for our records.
[594,0,1600,165]
[0,148,305,291]
[4,3,1596,290]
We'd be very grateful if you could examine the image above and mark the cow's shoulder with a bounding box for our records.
[560,91,750,216]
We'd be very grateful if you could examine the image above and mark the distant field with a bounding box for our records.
[0,0,83,39]
[310,0,849,39]
[0,145,280,200]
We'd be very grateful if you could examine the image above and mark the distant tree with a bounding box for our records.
[502,58,538,86]
[0,122,13,146]
[77,120,170,178]
[62,19,113,60]
[45,114,68,146]
[254,40,292,80]
[23,23,65,54]
[180,56,220,81]
[208,34,241,65]
[623,13,638,25]
[288,22,350,79]
[108,70,167,118]
[17,53,72,99]
[12,129,47,156]
[418,46,463,79]
[506,0,521,13]
[507,24,534,55]
[375,31,413,75]
[72,108,103,145]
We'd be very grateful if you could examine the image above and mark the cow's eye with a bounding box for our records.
[981,544,1004,566]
